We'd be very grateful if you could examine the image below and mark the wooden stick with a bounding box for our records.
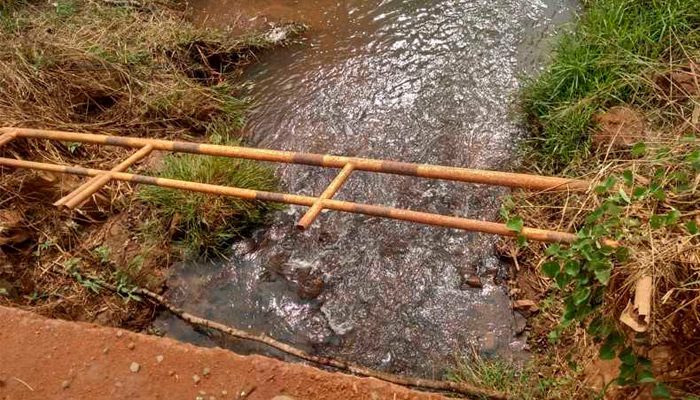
[55,145,153,208]
[0,156,590,244]
[297,163,354,229]
[5,127,591,191]
[109,283,509,399]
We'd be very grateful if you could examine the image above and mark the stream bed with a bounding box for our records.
[154,0,576,377]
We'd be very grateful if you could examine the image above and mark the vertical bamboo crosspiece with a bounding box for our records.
[55,145,154,209]
[0,131,17,148]
[296,163,355,230]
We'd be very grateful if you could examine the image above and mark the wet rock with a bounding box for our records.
[592,106,646,149]
[129,362,140,373]
[462,275,483,289]
[513,312,527,335]
[480,332,497,353]
[512,299,538,313]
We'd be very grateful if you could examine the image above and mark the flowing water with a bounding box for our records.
[155,0,576,377]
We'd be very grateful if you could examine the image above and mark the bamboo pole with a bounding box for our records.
[4,127,591,192]
[0,131,16,148]
[56,145,154,208]
[0,156,600,245]
[297,163,355,230]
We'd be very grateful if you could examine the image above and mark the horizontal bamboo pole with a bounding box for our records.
[4,127,591,192]
[297,163,355,230]
[60,145,154,209]
[0,156,599,245]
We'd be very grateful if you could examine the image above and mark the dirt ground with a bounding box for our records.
[0,306,445,400]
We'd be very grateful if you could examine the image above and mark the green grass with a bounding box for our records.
[521,0,700,172]
[446,355,583,400]
[139,136,280,257]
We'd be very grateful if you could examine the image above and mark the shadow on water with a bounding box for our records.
[154,0,577,377]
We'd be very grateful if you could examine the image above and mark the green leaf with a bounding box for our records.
[506,216,524,233]
[564,260,580,276]
[555,272,570,289]
[594,268,611,285]
[595,176,617,194]
[572,287,591,305]
[631,142,646,157]
[650,215,665,229]
[632,186,647,199]
[541,261,560,278]
[619,348,636,365]
[651,383,670,399]
[622,170,633,186]
[686,220,699,235]
[548,329,560,343]
[665,209,680,225]
[638,370,656,383]
[599,341,616,360]
[618,187,631,204]
[545,244,562,257]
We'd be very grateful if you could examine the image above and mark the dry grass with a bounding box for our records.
[503,60,700,397]
[0,0,298,327]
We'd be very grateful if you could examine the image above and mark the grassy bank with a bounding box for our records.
[479,0,700,398]
[0,0,292,326]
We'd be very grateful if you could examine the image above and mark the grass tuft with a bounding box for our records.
[139,137,280,257]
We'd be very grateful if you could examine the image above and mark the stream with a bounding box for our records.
[154,0,576,377]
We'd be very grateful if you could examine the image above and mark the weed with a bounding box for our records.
[92,245,111,264]
[139,136,280,257]
[447,353,583,400]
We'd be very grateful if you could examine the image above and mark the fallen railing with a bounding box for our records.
[0,127,602,245]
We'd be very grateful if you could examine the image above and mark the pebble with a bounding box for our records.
[271,396,296,400]
[116,331,123,338]
[129,362,141,373]
[193,374,201,384]
[156,355,164,363]
[168,370,176,376]
[102,347,109,354]
[127,342,135,350]
[202,367,210,376]
[221,390,228,396]
[61,380,70,389]
[199,390,206,395]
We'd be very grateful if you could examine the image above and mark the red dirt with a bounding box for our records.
[0,306,445,400]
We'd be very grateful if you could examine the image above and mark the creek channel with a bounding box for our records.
[154,0,576,377]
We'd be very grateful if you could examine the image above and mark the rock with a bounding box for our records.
[512,299,538,313]
[463,275,483,289]
[192,374,201,384]
[155,355,164,363]
[116,331,123,338]
[129,362,140,373]
[102,347,109,354]
[202,367,210,376]
[61,380,70,389]
[480,332,497,352]
[592,106,646,149]
[513,312,528,335]
[272,396,296,400]
[221,390,228,396]
[127,342,135,350]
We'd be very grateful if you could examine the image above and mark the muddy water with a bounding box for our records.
[155,0,575,376]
